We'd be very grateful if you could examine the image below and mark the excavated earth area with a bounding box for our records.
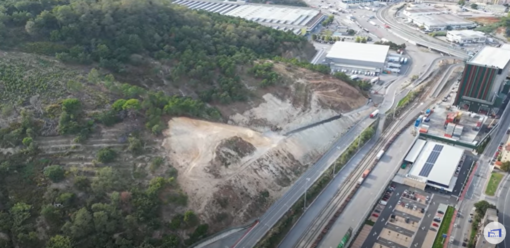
[162,65,375,231]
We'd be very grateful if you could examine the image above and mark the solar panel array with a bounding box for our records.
[418,144,444,177]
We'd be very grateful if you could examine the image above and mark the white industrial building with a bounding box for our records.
[446,30,486,44]
[404,140,465,192]
[408,14,476,31]
[325,42,390,72]
[173,0,325,35]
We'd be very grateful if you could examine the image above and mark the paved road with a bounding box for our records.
[319,103,429,248]
[497,175,510,248]
[377,4,469,59]
[450,94,510,248]
[233,117,375,248]
[278,137,378,248]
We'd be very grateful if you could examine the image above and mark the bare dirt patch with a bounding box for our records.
[467,16,501,25]
[161,64,370,232]
[229,62,367,133]
[162,117,300,231]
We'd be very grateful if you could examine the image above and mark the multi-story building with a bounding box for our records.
[454,46,510,113]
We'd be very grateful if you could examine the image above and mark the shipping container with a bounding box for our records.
[370,109,379,118]
[376,150,385,160]
[362,169,370,178]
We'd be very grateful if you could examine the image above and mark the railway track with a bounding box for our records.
[296,115,403,248]
[295,64,455,248]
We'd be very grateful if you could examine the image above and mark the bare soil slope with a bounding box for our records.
[162,65,369,231]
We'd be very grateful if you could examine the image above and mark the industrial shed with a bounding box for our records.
[173,0,324,35]
[406,141,464,191]
[404,139,427,163]
[325,42,390,72]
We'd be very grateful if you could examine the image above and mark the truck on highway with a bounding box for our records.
[370,109,379,118]
[376,150,385,160]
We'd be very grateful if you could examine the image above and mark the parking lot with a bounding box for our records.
[354,183,458,248]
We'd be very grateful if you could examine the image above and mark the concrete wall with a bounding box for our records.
[327,57,384,71]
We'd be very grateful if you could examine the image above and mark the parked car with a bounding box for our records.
[372,213,379,217]
[432,223,439,227]
[433,218,441,223]
[437,210,444,215]
[430,227,437,232]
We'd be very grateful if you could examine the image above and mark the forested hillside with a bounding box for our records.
[0,0,319,248]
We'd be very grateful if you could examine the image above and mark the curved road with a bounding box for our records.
[377,4,469,59]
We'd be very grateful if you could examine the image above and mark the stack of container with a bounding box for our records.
[445,123,455,138]
[419,125,429,133]
[453,125,463,138]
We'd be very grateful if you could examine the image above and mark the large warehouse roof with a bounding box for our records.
[172,0,323,34]
[225,4,320,27]
[411,14,475,27]
[408,142,464,187]
[469,46,510,69]
[404,139,427,163]
[326,42,390,64]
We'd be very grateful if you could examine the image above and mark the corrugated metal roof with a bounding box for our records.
[326,42,390,64]
[404,139,427,163]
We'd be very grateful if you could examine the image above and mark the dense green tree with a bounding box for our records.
[46,235,72,248]
[62,208,94,240]
[96,148,117,163]
[43,165,65,183]
[61,99,81,115]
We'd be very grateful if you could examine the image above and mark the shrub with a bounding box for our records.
[22,137,33,146]
[74,176,90,191]
[96,148,117,163]
[44,165,65,183]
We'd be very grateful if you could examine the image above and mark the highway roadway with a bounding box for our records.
[279,53,456,248]
[236,3,471,248]
[233,117,376,248]
[318,69,458,247]
[377,3,469,59]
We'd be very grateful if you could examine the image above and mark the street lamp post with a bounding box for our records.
[304,178,311,210]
